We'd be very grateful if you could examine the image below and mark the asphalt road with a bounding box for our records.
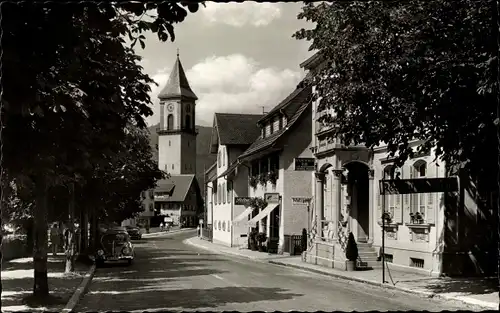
[75,230,479,312]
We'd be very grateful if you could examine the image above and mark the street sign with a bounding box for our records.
[379,177,459,195]
[235,197,252,205]
[264,193,280,203]
[292,197,311,205]
[294,158,315,171]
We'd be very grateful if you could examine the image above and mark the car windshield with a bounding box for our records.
[102,232,129,244]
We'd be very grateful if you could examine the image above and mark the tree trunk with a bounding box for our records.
[90,206,98,252]
[82,209,89,252]
[33,178,49,296]
[65,183,76,273]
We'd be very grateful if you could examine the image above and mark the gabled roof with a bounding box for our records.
[158,55,198,101]
[209,113,264,153]
[154,174,195,202]
[257,84,310,125]
[300,52,324,70]
[238,86,312,160]
[217,160,240,179]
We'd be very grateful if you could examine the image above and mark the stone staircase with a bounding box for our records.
[356,242,382,270]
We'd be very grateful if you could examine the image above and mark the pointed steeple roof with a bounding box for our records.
[158,52,198,101]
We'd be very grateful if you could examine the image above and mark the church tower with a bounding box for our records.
[157,52,197,175]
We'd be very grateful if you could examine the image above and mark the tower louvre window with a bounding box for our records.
[167,114,174,130]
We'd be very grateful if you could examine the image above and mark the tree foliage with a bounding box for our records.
[2,1,200,296]
[81,125,166,224]
[294,0,497,180]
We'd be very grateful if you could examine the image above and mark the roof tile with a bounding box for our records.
[158,56,198,100]
[214,113,264,146]
[239,87,312,160]
[155,174,195,202]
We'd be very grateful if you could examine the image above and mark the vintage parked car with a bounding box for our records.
[95,226,135,266]
[125,226,142,240]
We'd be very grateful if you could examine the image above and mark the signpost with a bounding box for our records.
[294,158,315,171]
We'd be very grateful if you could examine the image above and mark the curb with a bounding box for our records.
[62,264,97,313]
[183,237,291,262]
[142,228,195,238]
[182,238,259,261]
[268,260,498,310]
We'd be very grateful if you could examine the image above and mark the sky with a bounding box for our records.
[136,2,315,127]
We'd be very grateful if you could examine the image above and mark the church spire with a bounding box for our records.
[158,51,198,101]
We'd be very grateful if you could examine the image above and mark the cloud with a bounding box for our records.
[201,2,282,27]
[145,54,303,127]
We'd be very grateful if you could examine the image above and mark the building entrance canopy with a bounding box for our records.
[247,203,279,227]
[233,207,254,225]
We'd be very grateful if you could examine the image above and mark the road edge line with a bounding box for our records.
[268,260,497,310]
[182,237,261,261]
[62,263,96,313]
[142,228,195,238]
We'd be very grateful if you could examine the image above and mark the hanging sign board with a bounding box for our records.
[379,177,459,195]
[294,158,315,171]
[264,193,280,203]
[234,197,252,205]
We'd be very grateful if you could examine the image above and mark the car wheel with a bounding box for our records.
[127,259,133,266]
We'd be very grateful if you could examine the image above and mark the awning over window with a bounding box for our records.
[232,207,253,225]
[247,203,279,227]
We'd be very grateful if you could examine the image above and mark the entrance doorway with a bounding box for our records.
[345,162,370,243]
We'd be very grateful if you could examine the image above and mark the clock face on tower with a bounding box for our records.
[167,103,174,112]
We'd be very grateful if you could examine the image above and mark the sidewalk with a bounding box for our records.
[269,257,499,310]
[142,227,194,238]
[184,237,294,261]
[1,253,91,312]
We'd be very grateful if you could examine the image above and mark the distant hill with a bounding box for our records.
[147,124,217,196]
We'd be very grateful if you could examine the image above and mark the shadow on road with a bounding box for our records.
[422,277,498,296]
[79,286,301,311]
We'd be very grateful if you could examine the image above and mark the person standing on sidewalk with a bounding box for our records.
[49,223,61,256]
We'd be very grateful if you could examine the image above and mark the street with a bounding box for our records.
[75,230,477,312]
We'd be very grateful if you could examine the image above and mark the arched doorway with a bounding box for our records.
[343,161,370,243]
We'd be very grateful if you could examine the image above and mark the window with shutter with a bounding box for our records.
[223,182,226,204]
[382,165,394,220]
[426,163,436,224]
[411,160,428,218]
[393,167,402,223]
[227,182,232,204]
[403,165,411,223]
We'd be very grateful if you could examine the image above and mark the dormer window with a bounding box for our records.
[278,115,283,130]
[265,123,271,137]
[261,127,265,139]
[270,119,274,134]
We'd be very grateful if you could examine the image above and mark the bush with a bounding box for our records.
[345,232,358,261]
[301,228,308,252]
[256,232,267,243]
[249,229,259,250]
